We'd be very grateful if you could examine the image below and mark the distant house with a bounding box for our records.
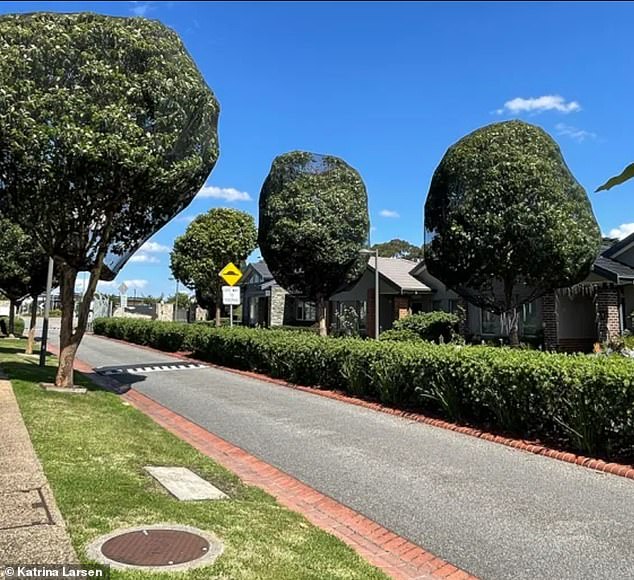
[240,235,634,350]
[240,261,318,328]
[330,257,440,337]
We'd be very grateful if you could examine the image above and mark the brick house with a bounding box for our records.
[241,234,634,350]
[240,261,320,328]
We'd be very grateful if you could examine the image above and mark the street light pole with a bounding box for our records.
[360,249,380,339]
[174,278,179,322]
[39,257,54,367]
[373,249,379,340]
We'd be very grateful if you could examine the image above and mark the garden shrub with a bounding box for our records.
[93,317,634,458]
[392,311,460,343]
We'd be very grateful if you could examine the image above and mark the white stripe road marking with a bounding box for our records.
[98,363,207,376]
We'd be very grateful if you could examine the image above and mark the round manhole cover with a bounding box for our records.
[86,524,223,572]
[102,529,209,566]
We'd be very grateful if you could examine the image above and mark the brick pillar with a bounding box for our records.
[597,287,620,342]
[542,292,558,351]
[393,296,409,321]
[367,288,376,338]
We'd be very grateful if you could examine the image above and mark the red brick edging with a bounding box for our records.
[88,335,634,483]
[47,342,476,580]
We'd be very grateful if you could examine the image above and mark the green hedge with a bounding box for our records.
[93,317,634,457]
[392,311,460,343]
[0,316,25,337]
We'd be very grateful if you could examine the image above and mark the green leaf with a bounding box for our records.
[596,162,634,192]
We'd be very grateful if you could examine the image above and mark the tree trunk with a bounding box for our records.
[317,295,328,337]
[215,303,221,327]
[8,299,15,337]
[502,280,520,348]
[25,296,38,355]
[508,308,520,347]
[55,260,103,388]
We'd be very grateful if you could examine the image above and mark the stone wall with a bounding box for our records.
[269,286,287,327]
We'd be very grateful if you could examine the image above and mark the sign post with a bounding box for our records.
[118,282,128,311]
[219,262,243,328]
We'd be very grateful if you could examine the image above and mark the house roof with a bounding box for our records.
[250,260,273,280]
[367,257,431,292]
[602,231,634,259]
[593,254,634,283]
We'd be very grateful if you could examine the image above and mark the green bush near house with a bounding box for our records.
[392,311,460,343]
[0,315,24,337]
[93,317,634,458]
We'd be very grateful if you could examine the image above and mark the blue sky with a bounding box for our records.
[3,1,634,297]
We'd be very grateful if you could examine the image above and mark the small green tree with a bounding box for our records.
[424,120,601,346]
[0,13,219,386]
[258,151,370,336]
[371,238,424,261]
[0,218,56,352]
[170,208,257,325]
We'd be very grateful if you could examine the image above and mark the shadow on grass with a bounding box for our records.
[0,341,37,356]
[0,360,146,395]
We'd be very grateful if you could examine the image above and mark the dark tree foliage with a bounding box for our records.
[371,238,425,261]
[424,120,601,345]
[0,13,219,385]
[258,151,369,335]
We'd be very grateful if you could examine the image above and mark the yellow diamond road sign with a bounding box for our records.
[219,262,243,286]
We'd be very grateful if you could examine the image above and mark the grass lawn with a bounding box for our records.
[0,339,387,580]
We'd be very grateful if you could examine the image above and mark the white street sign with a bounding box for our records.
[118,282,128,295]
[222,286,240,305]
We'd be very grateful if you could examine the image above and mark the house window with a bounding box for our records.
[448,299,459,314]
[521,301,539,336]
[296,299,316,322]
[481,309,500,335]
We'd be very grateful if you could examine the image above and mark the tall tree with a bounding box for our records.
[0,218,55,351]
[425,120,601,346]
[170,208,257,325]
[371,239,425,261]
[0,13,219,386]
[258,151,370,336]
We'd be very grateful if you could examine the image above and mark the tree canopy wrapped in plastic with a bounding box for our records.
[258,151,369,305]
[0,12,220,386]
[0,12,219,279]
[424,120,601,331]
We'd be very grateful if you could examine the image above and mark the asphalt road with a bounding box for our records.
[50,330,634,579]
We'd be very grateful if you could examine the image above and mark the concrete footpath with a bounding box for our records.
[0,372,76,569]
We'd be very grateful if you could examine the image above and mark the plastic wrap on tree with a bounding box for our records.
[424,120,601,318]
[258,151,370,307]
[0,12,220,280]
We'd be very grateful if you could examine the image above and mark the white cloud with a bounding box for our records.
[496,95,581,115]
[555,123,597,143]
[140,241,170,253]
[129,254,160,264]
[96,279,149,293]
[379,209,400,218]
[196,185,252,202]
[130,2,153,16]
[608,223,634,240]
